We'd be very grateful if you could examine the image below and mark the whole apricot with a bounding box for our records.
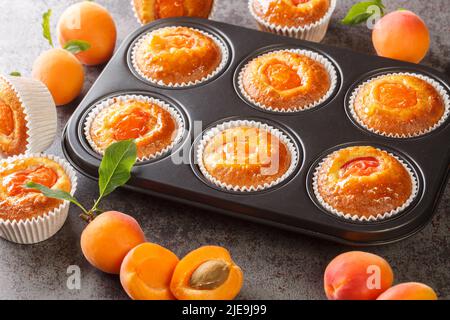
[377,282,438,300]
[324,251,394,300]
[120,243,179,300]
[372,10,430,63]
[80,211,146,274]
[57,1,117,65]
[32,48,84,106]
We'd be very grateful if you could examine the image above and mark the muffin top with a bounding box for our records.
[252,0,331,28]
[133,26,222,85]
[316,146,413,219]
[241,50,331,111]
[0,76,28,157]
[89,97,178,160]
[0,157,71,221]
[353,74,446,137]
[201,125,292,189]
[133,0,214,25]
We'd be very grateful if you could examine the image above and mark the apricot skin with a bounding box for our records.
[372,10,430,64]
[57,1,117,66]
[377,282,438,300]
[120,243,179,300]
[80,211,146,274]
[324,251,394,300]
[32,48,84,106]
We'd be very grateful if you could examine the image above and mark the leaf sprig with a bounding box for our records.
[40,8,91,54]
[26,140,138,222]
[341,0,386,25]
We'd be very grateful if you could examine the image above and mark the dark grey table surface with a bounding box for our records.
[0,0,448,300]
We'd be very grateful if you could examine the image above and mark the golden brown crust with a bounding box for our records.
[90,98,177,159]
[353,74,445,136]
[133,0,214,25]
[316,146,413,218]
[135,26,222,85]
[242,51,331,111]
[0,77,28,156]
[202,126,291,188]
[252,0,330,28]
[0,157,71,221]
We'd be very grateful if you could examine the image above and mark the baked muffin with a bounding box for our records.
[87,96,181,160]
[132,0,214,25]
[0,76,28,156]
[240,50,333,111]
[249,0,336,41]
[0,156,72,221]
[351,74,447,137]
[0,75,56,158]
[199,122,296,190]
[132,26,224,86]
[314,146,415,220]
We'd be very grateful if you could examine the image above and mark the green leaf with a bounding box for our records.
[341,0,385,25]
[25,182,87,214]
[98,140,137,199]
[9,71,21,77]
[64,40,91,54]
[42,9,53,47]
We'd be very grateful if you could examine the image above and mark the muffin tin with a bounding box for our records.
[62,18,450,245]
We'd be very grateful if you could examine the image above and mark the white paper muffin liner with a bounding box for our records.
[84,94,185,162]
[312,148,419,222]
[348,72,450,138]
[131,0,218,25]
[130,26,229,87]
[238,48,337,112]
[0,75,56,159]
[0,154,78,244]
[248,0,336,42]
[196,120,299,192]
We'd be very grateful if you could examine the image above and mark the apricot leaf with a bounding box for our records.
[9,71,21,77]
[25,182,88,214]
[341,0,385,25]
[42,9,54,47]
[98,139,137,200]
[64,40,91,54]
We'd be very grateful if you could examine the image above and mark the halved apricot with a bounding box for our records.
[170,246,243,300]
[339,157,380,178]
[120,243,179,300]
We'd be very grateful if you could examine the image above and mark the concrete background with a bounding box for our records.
[0,0,448,300]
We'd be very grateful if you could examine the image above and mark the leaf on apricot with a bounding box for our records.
[341,0,385,25]
[64,40,92,55]
[98,139,138,199]
[9,71,21,77]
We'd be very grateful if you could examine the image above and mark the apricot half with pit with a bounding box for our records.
[170,246,243,300]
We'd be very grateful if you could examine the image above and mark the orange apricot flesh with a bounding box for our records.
[170,246,244,300]
[32,48,84,106]
[324,251,394,300]
[120,243,179,300]
[80,211,146,274]
[57,1,117,66]
[372,10,430,63]
[377,282,438,300]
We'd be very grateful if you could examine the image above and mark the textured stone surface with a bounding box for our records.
[0,0,448,300]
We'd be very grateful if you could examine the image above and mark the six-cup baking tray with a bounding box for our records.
[62,18,450,246]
